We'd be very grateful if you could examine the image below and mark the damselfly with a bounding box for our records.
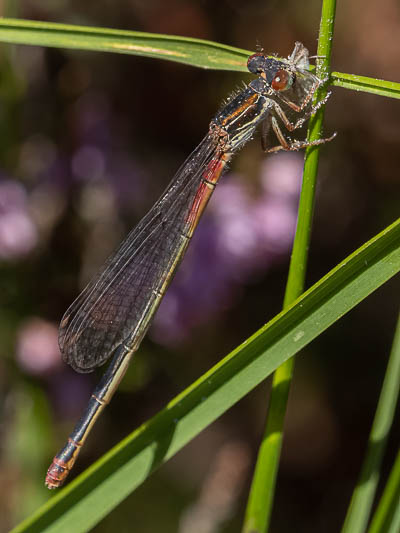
[46,42,335,488]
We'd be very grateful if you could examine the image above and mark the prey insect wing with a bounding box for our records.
[276,69,321,112]
[287,41,311,70]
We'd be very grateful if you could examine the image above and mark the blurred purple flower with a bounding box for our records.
[16,318,61,376]
[252,197,297,254]
[0,180,38,259]
[72,91,111,148]
[72,145,106,182]
[260,151,303,199]
[69,91,148,213]
[17,318,94,418]
[47,369,94,419]
[151,152,303,346]
[18,134,57,181]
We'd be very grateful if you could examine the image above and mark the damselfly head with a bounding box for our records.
[247,54,284,82]
[247,42,324,112]
[248,55,295,95]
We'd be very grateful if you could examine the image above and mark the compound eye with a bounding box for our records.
[271,69,293,91]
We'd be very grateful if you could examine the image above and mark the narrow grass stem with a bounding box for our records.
[242,2,336,531]
[342,313,400,533]
[368,447,400,533]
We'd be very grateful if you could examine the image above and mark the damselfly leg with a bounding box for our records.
[248,42,336,154]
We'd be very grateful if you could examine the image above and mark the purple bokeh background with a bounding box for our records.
[0,1,399,532]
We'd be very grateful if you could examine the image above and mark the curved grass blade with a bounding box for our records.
[0,17,252,71]
[11,217,400,533]
[1,18,400,100]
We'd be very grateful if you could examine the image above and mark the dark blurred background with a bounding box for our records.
[0,1,399,532]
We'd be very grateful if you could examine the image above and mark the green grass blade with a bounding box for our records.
[242,2,337,531]
[0,16,399,112]
[10,217,400,533]
[342,313,400,533]
[0,17,253,70]
[331,72,400,99]
[368,448,400,533]
[0,19,400,102]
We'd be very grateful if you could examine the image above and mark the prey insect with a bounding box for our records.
[46,41,335,489]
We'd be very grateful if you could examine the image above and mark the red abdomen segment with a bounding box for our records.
[46,440,81,489]
[185,152,229,236]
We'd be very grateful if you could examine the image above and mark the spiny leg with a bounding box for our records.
[270,132,337,153]
[264,116,336,153]
[271,92,332,132]
[269,116,291,151]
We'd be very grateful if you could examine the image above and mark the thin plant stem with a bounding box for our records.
[342,312,400,533]
[368,447,400,533]
[242,1,336,531]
